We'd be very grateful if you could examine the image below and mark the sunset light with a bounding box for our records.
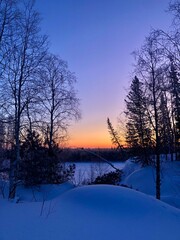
[35,0,171,148]
[1,1,180,239]
[69,126,112,148]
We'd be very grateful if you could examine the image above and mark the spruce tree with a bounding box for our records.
[125,76,152,165]
[159,93,173,159]
[169,61,180,160]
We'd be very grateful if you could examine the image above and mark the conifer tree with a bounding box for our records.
[169,61,180,160]
[107,118,124,158]
[125,76,152,166]
[107,118,122,150]
[159,93,173,159]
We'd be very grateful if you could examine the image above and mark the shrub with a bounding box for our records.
[91,170,122,185]
[19,130,75,186]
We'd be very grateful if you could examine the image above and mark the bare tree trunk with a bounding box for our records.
[152,68,161,200]
[9,100,21,199]
[5,0,48,199]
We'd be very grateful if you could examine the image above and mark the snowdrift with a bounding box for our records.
[122,160,180,208]
[1,184,180,240]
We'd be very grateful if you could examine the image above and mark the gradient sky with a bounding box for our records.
[35,0,172,148]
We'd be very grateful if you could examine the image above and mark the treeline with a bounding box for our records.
[108,1,180,200]
[0,0,80,198]
[125,2,180,163]
[59,148,126,162]
[124,1,180,199]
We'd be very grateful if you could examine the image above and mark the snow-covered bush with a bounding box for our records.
[91,170,122,185]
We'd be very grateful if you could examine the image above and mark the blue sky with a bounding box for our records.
[35,0,172,148]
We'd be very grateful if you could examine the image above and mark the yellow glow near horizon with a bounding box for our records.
[69,136,112,148]
[68,121,126,149]
[68,123,113,148]
[35,0,171,150]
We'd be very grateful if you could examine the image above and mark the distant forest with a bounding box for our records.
[59,148,125,162]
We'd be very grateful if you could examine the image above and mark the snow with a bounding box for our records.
[121,159,180,208]
[15,182,75,202]
[1,159,180,240]
[71,161,125,185]
[1,182,180,240]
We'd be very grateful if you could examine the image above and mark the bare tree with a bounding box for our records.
[134,34,167,199]
[0,0,48,199]
[0,0,17,56]
[150,1,180,160]
[169,0,180,26]
[36,54,80,153]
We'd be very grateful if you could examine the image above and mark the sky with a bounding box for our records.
[35,0,172,148]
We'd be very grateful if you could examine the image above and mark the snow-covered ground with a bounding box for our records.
[0,159,180,240]
[121,159,180,209]
[70,161,125,185]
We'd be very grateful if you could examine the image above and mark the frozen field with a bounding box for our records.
[66,161,125,185]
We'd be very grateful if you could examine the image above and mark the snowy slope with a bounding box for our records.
[1,184,180,240]
[122,160,180,208]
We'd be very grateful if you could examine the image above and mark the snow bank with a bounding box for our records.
[15,182,75,202]
[122,166,156,194]
[121,160,180,208]
[1,184,180,240]
[121,158,141,179]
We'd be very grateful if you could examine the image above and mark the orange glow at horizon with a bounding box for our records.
[68,123,113,148]
[69,138,112,149]
[69,132,112,149]
[35,0,171,150]
[68,122,126,149]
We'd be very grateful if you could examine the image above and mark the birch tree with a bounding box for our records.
[134,35,166,199]
[37,54,80,154]
[1,0,47,199]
